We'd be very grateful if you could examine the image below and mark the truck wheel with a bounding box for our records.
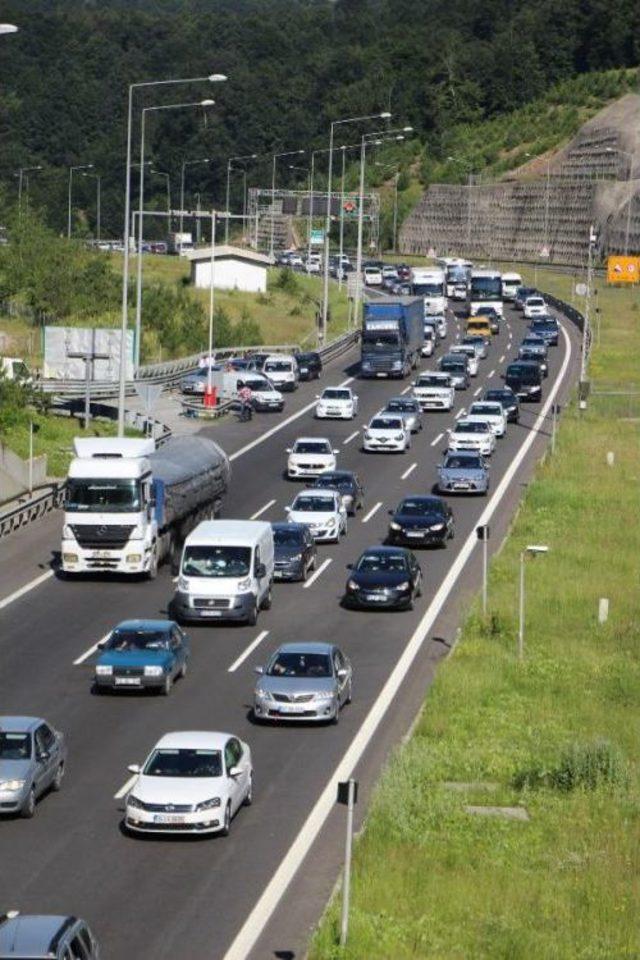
[261,586,272,611]
[147,545,158,580]
[246,601,258,627]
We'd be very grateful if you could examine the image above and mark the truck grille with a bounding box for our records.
[193,597,232,609]
[71,524,135,550]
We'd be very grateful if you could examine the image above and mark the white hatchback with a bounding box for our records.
[364,266,383,286]
[523,296,547,319]
[466,401,507,437]
[287,437,337,479]
[124,731,253,836]
[450,344,479,376]
[363,414,411,453]
[315,386,358,420]
[285,489,347,542]
[447,419,496,456]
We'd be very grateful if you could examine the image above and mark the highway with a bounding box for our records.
[0,303,580,959]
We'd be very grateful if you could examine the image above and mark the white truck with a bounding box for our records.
[410,267,446,316]
[167,231,194,255]
[61,436,230,578]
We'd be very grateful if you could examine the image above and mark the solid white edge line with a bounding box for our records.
[73,632,111,666]
[401,463,417,480]
[0,569,54,612]
[221,323,573,960]
[361,501,382,523]
[114,774,137,801]
[303,557,332,590]
[430,432,443,447]
[228,630,270,673]
[250,499,276,521]
[343,430,359,446]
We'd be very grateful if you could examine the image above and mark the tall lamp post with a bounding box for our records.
[518,545,549,659]
[82,172,101,243]
[180,157,211,246]
[68,163,93,239]
[16,165,42,207]
[225,153,258,243]
[269,149,305,259]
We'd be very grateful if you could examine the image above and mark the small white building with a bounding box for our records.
[186,245,271,294]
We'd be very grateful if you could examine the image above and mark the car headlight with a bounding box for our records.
[430,523,446,531]
[238,577,252,590]
[256,689,273,701]
[127,795,144,809]
[0,779,25,792]
[196,797,221,811]
[389,522,401,531]
[395,434,405,441]
[144,665,164,677]
[288,553,302,562]
[95,665,113,676]
[396,581,411,591]
[364,431,371,439]
[326,518,337,528]
[347,579,359,590]
[63,525,74,540]
[178,576,189,592]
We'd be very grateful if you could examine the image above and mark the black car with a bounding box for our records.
[272,522,317,582]
[529,317,559,346]
[309,470,364,516]
[344,546,422,611]
[296,351,323,381]
[504,360,543,402]
[484,387,520,423]
[475,305,500,334]
[387,496,454,547]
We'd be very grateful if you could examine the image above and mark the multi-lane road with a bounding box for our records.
[0,302,579,959]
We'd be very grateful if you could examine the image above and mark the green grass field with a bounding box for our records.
[309,278,640,959]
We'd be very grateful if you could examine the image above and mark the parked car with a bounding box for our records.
[0,716,66,818]
[447,419,496,457]
[362,414,411,453]
[253,642,352,724]
[343,546,422,611]
[93,620,189,696]
[363,265,383,286]
[271,522,317,582]
[387,496,454,547]
[285,488,347,543]
[309,470,364,516]
[381,396,423,433]
[241,375,285,412]
[315,386,358,420]
[437,451,490,495]
[484,387,520,423]
[180,367,220,395]
[263,355,299,392]
[0,914,100,960]
[287,437,337,479]
[296,351,323,381]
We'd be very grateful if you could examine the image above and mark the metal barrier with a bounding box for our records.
[0,483,66,539]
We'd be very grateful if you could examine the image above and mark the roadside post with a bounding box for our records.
[337,778,358,946]
[551,402,560,454]
[476,524,489,616]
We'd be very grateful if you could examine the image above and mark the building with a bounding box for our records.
[185,245,271,293]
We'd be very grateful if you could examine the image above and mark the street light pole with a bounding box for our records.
[68,163,93,239]
[339,146,347,288]
[392,170,400,253]
[82,172,101,243]
[225,153,258,243]
[16,165,42,207]
[269,149,304,259]
[181,157,211,246]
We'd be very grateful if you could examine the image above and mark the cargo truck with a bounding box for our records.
[360,297,424,378]
[61,436,230,578]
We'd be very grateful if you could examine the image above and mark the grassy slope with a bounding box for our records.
[309,275,640,959]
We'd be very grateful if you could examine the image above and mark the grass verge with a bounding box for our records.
[309,281,640,959]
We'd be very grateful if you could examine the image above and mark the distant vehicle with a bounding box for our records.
[124,731,252,836]
[428,312,448,339]
[451,281,468,301]
[447,419,496,457]
[288,253,304,270]
[445,261,471,297]
[466,401,507,437]
[382,396,423,433]
[0,913,100,960]
[363,265,383,286]
[421,325,436,357]
[167,231,193,255]
[465,316,492,339]
[360,298,424,378]
[410,267,446,316]
[0,357,31,382]
[462,335,488,359]
[412,371,455,411]
[396,264,412,281]
[271,522,317,582]
[519,335,549,375]
[246,352,271,371]
[309,470,364,516]
[285,489,347,543]
[523,295,547,320]
[305,255,321,274]
[362,414,411,453]
[501,272,522,300]
[449,344,479,376]
[287,437,337,479]
[469,269,503,317]
[514,286,537,311]
[0,716,66,818]
[238,375,284,412]
[315,386,358,420]
[381,265,399,287]
[529,317,559,346]
[344,546,422,611]
[94,620,189,696]
[475,305,500,334]
[180,366,220,395]
[387,496,454,547]
[295,351,323,381]
[484,387,520,423]
[438,354,470,390]
[504,360,543,401]
[437,451,490,495]
[262,354,299,392]
[253,642,352,724]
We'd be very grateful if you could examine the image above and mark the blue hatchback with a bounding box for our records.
[94,619,190,696]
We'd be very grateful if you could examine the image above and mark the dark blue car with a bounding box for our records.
[94,619,190,696]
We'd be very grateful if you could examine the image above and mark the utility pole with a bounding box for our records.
[580,225,596,409]
[67,332,110,430]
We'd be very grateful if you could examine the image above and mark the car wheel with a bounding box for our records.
[51,762,65,792]
[20,787,36,819]
[146,544,158,581]
[331,701,340,725]
[246,601,258,627]
[346,680,353,705]
[180,659,188,679]
[161,673,173,696]
[221,801,232,837]
[261,587,272,611]
[448,524,455,540]
[244,773,253,807]
[300,562,308,583]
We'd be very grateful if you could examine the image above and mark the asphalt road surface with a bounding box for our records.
[0,302,580,959]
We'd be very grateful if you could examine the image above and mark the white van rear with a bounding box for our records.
[173,520,275,625]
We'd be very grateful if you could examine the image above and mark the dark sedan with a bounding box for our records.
[484,387,520,423]
[94,620,189,695]
[296,351,323,381]
[387,496,454,547]
[272,522,317,582]
[344,546,422,611]
[529,317,559,346]
[309,470,364,516]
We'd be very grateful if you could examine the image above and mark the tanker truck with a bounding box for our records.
[61,435,230,578]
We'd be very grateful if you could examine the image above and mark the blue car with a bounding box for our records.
[437,451,489,496]
[94,619,190,695]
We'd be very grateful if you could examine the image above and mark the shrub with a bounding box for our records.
[513,739,627,792]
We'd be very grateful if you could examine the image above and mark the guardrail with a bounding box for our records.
[0,482,66,539]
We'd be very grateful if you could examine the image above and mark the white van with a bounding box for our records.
[262,354,299,392]
[173,520,275,626]
[501,272,522,301]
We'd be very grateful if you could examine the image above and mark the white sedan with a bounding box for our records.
[450,344,479,376]
[285,489,347,542]
[124,731,253,837]
[315,386,359,420]
[466,401,507,437]
[363,414,411,453]
[287,437,337,479]
[523,296,547,319]
[447,419,496,457]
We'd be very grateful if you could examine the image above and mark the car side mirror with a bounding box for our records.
[228,765,242,779]
[254,665,264,675]
[346,562,353,570]
[337,668,348,679]
[315,395,320,399]
[97,640,107,650]
[255,562,267,579]
[127,764,141,775]
[284,506,291,514]
[37,750,50,762]
[286,448,292,454]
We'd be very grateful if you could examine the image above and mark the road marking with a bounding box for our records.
[73,632,110,666]
[362,501,382,523]
[473,386,481,396]
[343,430,359,445]
[455,407,466,420]
[401,462,417,480]
[0,569,54,613]
[303,557,332,589]
[228,630,270,673]
[499,355,505,363]
[250,499,276,520]
[221,323,573,960]
[114,774,137,800]
[400,385,412,395]
[431,432,443,447]
[488,369,495,378]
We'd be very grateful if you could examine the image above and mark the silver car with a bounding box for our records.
[253,642,352,724]
[0,716,66,818]
[382,397,423,433]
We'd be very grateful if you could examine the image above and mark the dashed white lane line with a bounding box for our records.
[431,432,443,447]
[303,557,332,589]
[73,632,110,666]
[455,407,466,420]
[114,774,137,801]
[400,385,412,395]
[401,462,417,480]
[488,369,495,378]
[473,386,482,396]
[343,430,359,445]
[251,499,276,520]
[362,501,383,523]
[0,570,54,613]
[499,354,505,363]
[228,630,270,673]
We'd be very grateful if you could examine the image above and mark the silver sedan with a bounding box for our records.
[382,397,423,433]
[0,716,67,818]
[253,642,352,724]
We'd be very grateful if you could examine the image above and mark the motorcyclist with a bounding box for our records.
[237,380,253,421]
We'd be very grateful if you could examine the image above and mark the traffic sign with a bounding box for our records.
[310,228,325,246]
[575,283,587,296]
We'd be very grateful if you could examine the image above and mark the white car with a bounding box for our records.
[412,372,455,411]
[450,344,479,377]
[124,731,253,837]
[287,437,337,479]
[447,419,496,456]
[263,355,299,392]
[285,489,347,542]
[451,282,467,301]
[523,296,547,319]
[242,375,284,412]
[305,256,321,274]
[466,401,507,437]
[428,313,447,339]
[364,266,383,286]
[363,414,411,453]
[461,335,488,360]
[421,326,436,357]
[315,386,358,420]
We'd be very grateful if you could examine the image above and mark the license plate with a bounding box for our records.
[454,483,470,490]
[376,372,387,378]
[365,594,386,602]
[200,609,223,617]
[406,532,425,538]
[278,703,307,714]
[153,814,186,824]
[92,551,113,559]
[115,677,141,686]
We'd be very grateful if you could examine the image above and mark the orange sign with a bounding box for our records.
[607,256,640,284]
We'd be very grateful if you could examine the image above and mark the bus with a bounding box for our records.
[468,269,503,317]
[445,260,472,297]
[410,267,446,316]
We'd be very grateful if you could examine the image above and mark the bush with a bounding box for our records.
[513,739,627,792]
[274,267,300,295]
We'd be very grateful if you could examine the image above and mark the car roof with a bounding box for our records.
[295,489,336,499]
[152,731,233,751]
[294,436,331,444]
[274,641,334,655]
[0,716,42,733]
[112,619,173,633]
[444,450,483,460]
[271,522,308,532]
[0,914,71,955]
[397,496,444,507]
[470,401,502,410]
[386,396,418,404]
[313,470,353,479]
[361,545,411,557]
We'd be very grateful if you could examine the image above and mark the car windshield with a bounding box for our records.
[292,495,335,512]
[444,455,483,469]
[65,478,141,513]
[412,282,443,296]
[507,364,540,384]
[486,390,514,403]
[441,360,465,371]
[456,421,488,433]
[357,552,408,573]
[244,379,270,391]
[293,441,330,454]
[463,337,483,346]
[0,732,31,760]
[397,500,444,516]
[532,320,557,330]
[362,332,400,347]
[313,474,352,492]
[322,389,350,400]
[107,629,169,651]
[182,545,252,578]
[527,298,544,307]
[268,652,332,678]
[370,417,403,430]
[417,375,449,387]
[143,748,222,778]
[386,400,416,412]
[266,360,292,372]
[470,405,499,416]
[273,528,304,546]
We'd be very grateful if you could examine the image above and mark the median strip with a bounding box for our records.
[343,430,360,446]
[431,432,443,447]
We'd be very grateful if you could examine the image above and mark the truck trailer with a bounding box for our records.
[360,297,424,378]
